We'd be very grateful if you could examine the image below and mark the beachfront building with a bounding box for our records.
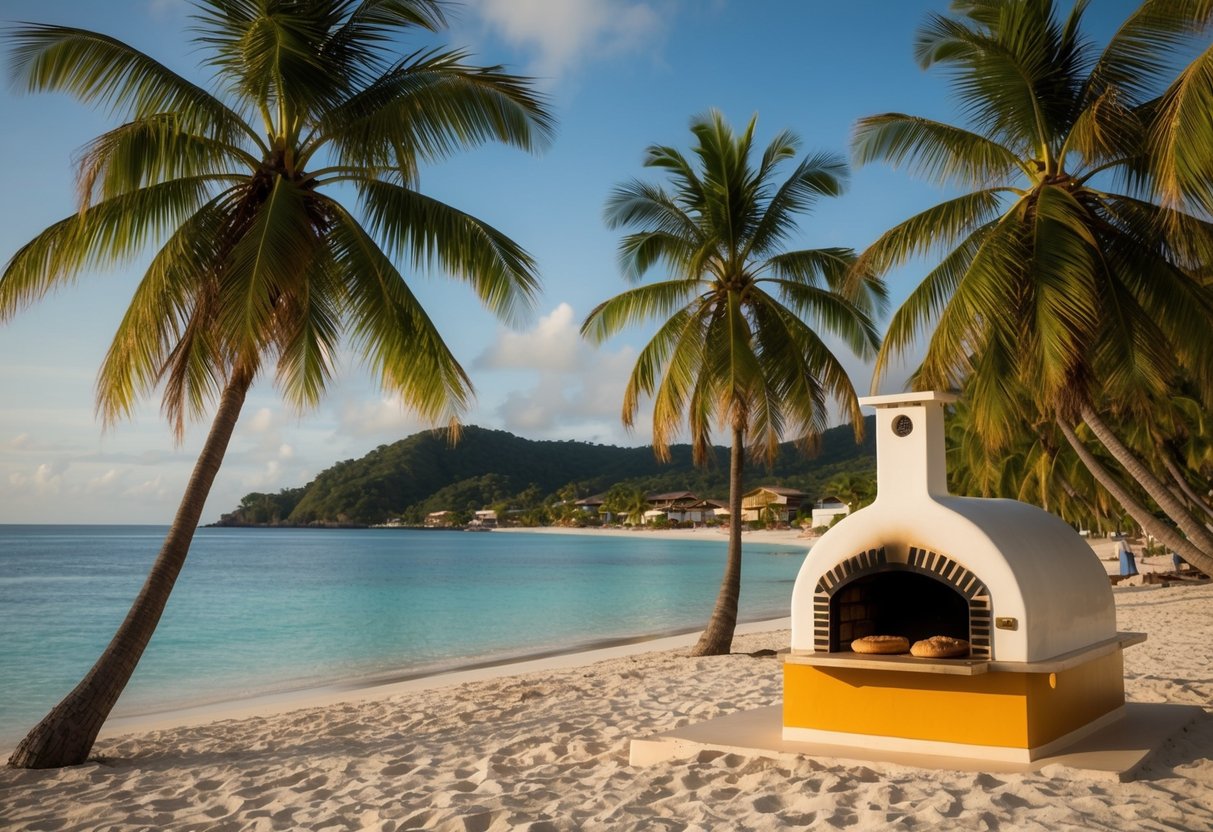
[425,510,456,528]
[645,491,695,523]
[810,496,851,528]
[470,509,498,528]
[574,495,613,523]
[741,486,806,524]
[644,491,716,524]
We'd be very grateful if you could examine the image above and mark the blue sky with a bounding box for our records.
[0,0,1135,523]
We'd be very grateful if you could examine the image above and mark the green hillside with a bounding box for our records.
[217,418,876,526]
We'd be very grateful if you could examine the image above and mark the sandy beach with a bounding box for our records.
[2,534,1209,831]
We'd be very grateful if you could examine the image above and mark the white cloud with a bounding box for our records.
[472,302,647,443]
[336,394,434,441]
[475,303,583,372]
[32,461,69,495]
[124,475,167,499]
[246,407,275,434]
[147,0,188,19]
[243,459,285,489]
[278,443,295,460]
[8,433,30,450]
[86,468,122,493]
[474,0,664,79]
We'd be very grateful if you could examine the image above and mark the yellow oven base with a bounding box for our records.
[782,651,1126,762]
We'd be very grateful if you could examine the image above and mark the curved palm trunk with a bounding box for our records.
[1161,451,1213,522]
[691,423,744,656]
[7,368,254,769]
[1080,406,1213,556]
[1059,419,1213,577]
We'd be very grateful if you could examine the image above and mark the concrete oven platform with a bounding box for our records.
[629,702,1204,782]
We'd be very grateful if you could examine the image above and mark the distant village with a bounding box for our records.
[386,486,853,532]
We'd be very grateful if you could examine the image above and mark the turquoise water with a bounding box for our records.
[0,525,807,744]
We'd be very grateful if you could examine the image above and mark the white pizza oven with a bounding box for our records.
[782,392,1143,762]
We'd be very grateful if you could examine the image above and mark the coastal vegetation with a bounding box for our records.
[1,0,551,769]
[855,0,1213,576]
[217,420,879,526]
[582,112,884,655]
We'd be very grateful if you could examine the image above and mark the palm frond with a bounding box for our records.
[0,177,218,321]
[1088,0,1210,103]
[614,231,700,284]
[314,48,553,174]
[8,23,254,143]
[1151,39,1213,215]
[648,308,710,457]
[762,278,880,360]
[1027,185,1101,397]
[218,177,320,354]
[852,113,1022,187]
[326,200,473,423]
[746,152,847,257]
[95,197,233,431]
[271,248,343,412]
[357,179,540,325]
[854,189,1010,278]
[75,115,257,204]
[192,0,346,119]
[580,280,703,344]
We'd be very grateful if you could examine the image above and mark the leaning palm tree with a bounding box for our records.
[2,0,552,769]
[582,111,883,655]
[854,0,1213,574]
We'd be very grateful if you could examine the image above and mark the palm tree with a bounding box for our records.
[854,0,1213,575]
[582,111,883,656]
[822,471,876,514]
[1,0,552,769]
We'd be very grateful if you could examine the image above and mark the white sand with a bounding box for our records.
[2,575,1211,831]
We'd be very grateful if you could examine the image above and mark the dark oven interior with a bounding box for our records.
[829,570,971,651]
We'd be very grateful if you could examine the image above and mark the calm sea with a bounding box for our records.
[0,525,807,744]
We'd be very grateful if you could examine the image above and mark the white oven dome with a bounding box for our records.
[789,392,1117,663]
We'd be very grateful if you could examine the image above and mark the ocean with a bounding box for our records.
[0,525,808,745]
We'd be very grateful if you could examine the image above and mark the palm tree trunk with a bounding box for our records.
[7,367,254,769]
[691,422,744,656]
[1080,406,1213,556]
[1161,451,1213,521]
[1059,419,1213,577]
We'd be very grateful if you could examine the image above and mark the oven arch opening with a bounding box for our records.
[829,569,969,651]
[811,545,993,658]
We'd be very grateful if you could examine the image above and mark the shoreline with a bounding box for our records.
[0,615,792,758]
[494,524,816,547]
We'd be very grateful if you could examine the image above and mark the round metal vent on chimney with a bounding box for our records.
[892,415,913,437]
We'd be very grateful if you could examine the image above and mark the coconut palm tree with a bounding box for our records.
[854,0,1213,574]
[1,0,552,769]
[582,111,883,655]
[822,471,876,514]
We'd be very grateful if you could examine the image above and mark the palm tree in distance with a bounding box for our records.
[1,0,552,769]
[582,111,883,656]
[854,0,1213,574]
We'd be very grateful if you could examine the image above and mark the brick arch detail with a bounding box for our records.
[812,545,993,658]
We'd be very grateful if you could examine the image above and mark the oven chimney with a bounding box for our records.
[860,391,958,501]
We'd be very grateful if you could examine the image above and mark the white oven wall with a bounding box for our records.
[789,393,1118,662]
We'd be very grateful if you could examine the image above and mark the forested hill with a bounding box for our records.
[218,418,877,527]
